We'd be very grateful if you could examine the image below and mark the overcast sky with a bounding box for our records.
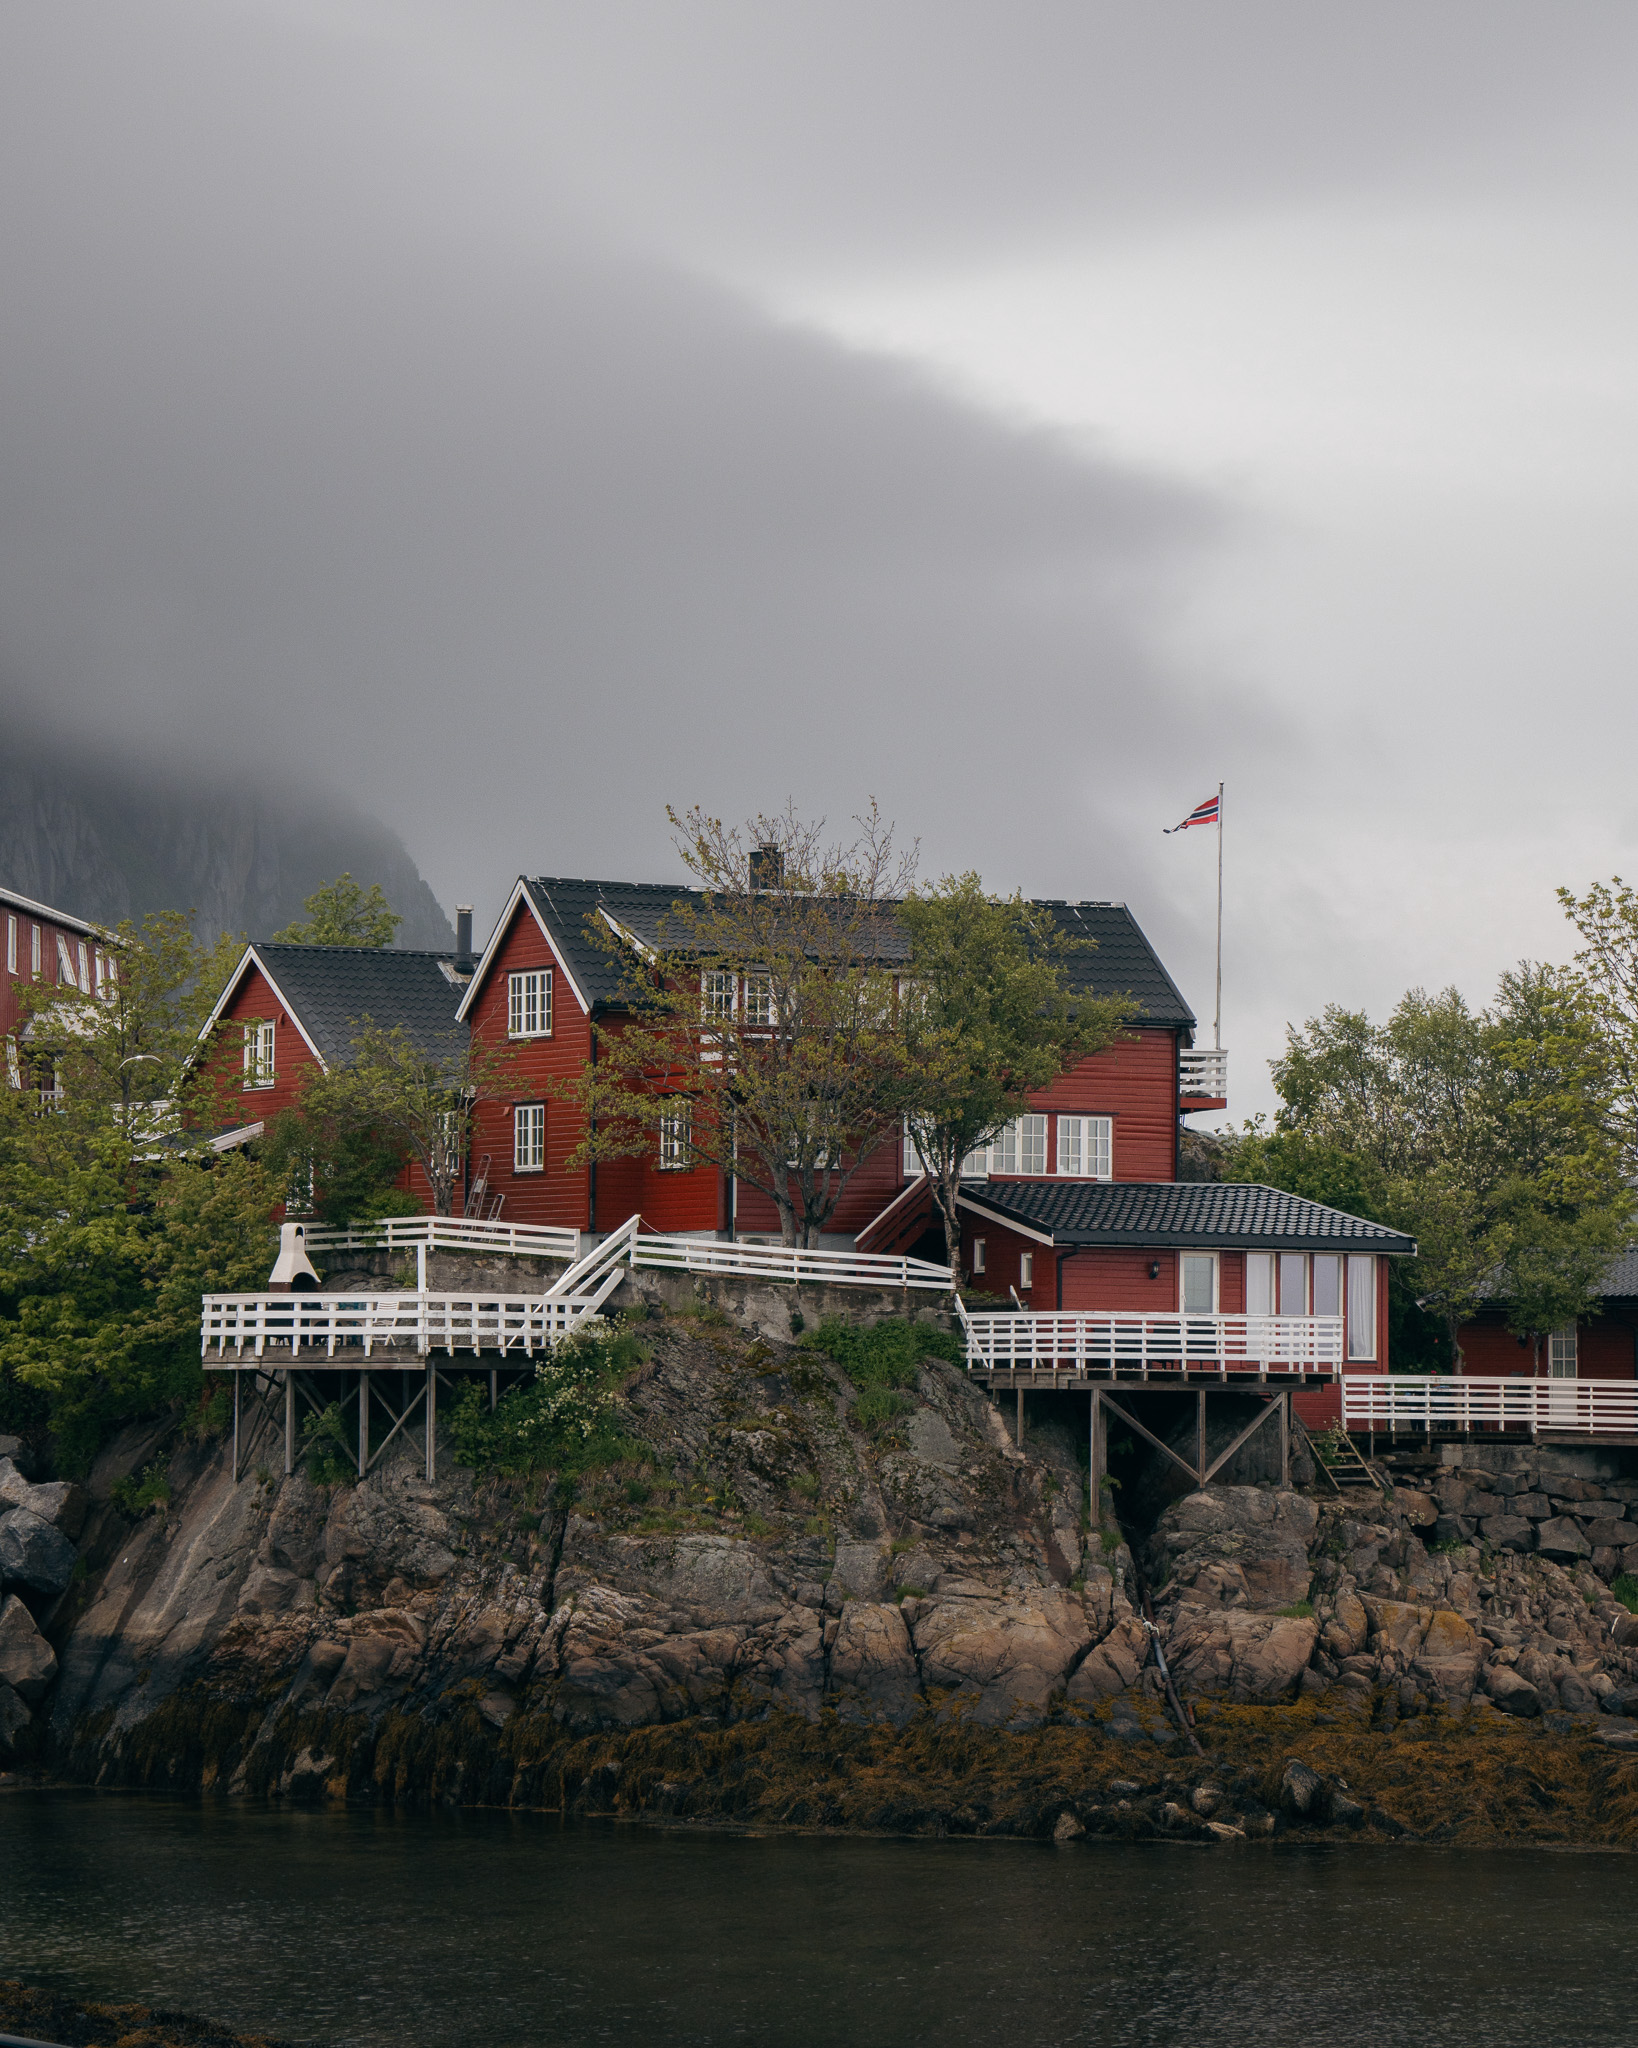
[4,3,1637,1121]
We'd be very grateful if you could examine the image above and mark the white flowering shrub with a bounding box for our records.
[447,1318,646,1477]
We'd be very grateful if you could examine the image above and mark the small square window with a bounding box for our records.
[1057,1115,1112,1180]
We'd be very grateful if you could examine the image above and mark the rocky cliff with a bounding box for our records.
[0,742,451,948]
[3,1293,1638,1845]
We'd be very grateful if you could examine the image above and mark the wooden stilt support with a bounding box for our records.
[1016,1382,1025,1447]
[284,1371,295,1478]
[1196,1388,1206,1482]
[358,1370,368,1480]
[425,1361,436,1482]
[490,1368,498,1412]
[232,1373,241,1484]
[1281,1390,1291,1488]
[1090,1387,1105,1506]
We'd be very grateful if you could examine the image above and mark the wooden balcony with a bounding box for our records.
[1344,1374,1638,1440]
[958,1307,1344,1382]
[1179,1046,1228,1106]
[200,1290,603,1364]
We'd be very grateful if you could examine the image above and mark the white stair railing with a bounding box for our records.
[299,1216,581,1261]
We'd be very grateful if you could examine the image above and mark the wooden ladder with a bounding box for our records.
[464,1155,490,1221]
[1299,1416,1390,1496]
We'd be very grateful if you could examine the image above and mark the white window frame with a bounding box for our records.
[76,940,90,992]
[1346,1254,1377,1361]
[1056,1114,1112,1181]
[507,969,553,1038]
[991,1115,1047,1177]
[1311,1252,1344,1321]
[56,933,76,987]
[1245,1251,1274,1318]
[513,1102,545,1172]
[1019,1251,1034,1290]
[972,1237,986,1275]
[5,1037,19,1089]
[1278,1252,1309,1317]
[30,924,40,976]
[742,972,774,1027]
[658,1106,692,1171]
[1180,1252,1219,1315]
[243,1020,275,1088]
[5,917,14,974]
[1549,1324,1578,1378]
[702,971,736,1022]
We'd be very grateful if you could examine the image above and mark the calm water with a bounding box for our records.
[1,1792,1633,2047]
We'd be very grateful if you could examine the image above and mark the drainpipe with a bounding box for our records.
[587,1016,598,1235]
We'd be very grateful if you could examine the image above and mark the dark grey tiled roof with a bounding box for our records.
[1596,1246,1638,1297]
[255,944,465,1068]
[960,1179,1417,1254]
[520,879,1195,1029]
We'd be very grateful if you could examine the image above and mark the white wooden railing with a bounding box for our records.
[299,1216,582,1261]
[1179,1047,1228,1099]
[958,1307,1345,1374]
[1343,1374,1638,1437]
[627,1234,953,1291]
[299,1212,952,1291]
[201,1284,612,1360]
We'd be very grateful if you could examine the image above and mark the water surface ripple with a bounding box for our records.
[1,1792,1632,2046]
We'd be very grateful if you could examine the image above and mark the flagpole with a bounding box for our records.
[1214,781,1224,1052]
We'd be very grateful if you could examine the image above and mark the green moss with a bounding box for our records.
[1613,1573,1638,1615]
[798,1316,962,1394]
[1275,1601,1315,1619]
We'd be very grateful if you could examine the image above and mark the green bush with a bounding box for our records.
[797,1316,962,1392]
[853,1386,912,1430]
[1275,1600,1315,1619]
[447,1321,648,1478]
[1613,1573,1638,1616]
[110,1460,172,1517]
[301,1402,358,1487]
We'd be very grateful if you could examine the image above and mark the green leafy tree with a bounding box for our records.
[1558,876,1638,1173]
[896,875,1136,1274]
[1226,970,1629,1370]
[0,913,276,1469]
[272,873,401,948]
[563,804,920,1248]
[265,1019,518,1218]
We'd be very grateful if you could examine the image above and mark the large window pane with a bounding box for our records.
[1245,1252,1274,1317]
[1346,1255,1376,1359]
[1549,1325,1578,1378]
[1312,1254,1342,1319]
[1182,1254,1216,1314]
[1279,1253,1307,1316]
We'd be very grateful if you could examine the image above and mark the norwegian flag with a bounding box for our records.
[1164,791,1221,834]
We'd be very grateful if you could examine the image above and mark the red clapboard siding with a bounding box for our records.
[1058,1246,1178,1312]
[733,1134,903,1239]
[1,906,115,1049]
[208,963,325,1122]
[1458,1313,1636,1380]
[1031,1028,1178,1182]
[465,903,720,1232]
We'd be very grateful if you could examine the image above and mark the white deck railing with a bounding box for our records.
[1343,1374,1638,1437]
[1179,1047,1228,1098]
[201,1284,612,1360]
[298,1216,582,1261]
[627,1234,953,1291]
[959,1308,1345,1374]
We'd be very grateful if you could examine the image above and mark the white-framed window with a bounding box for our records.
[243,1020,275,1088]
[658,1106,692,1170]
[742,973,773,1027]
[903,1123,925,1178]
[1312,1253,1343,1320]
[1346,1254,1376,1361]
[960,1138,990,1180]
[972,1237,986,1274]
[5,917,14,974]
[56,933,76,986]
[76,940,90,992]
[1279,1252,1308,1316]
[1245,1251,1273,1317]
[702,971,735,1022]
[1019,1251,1034,1290]
[1549,1324,1578,1378]
[5,1037,19,1089]
[1181,1252,1218,1314]
[508,969,553,1037]
[513,1102,545,1171]
[991,1115,1047,1176]
[1056,1114,1112,1180]
[30,924,41,976]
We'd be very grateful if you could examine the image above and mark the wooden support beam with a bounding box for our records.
[1016,1383,1025,1448]
[284,1371,295,1479]
[425,1361,436,1482]
[1281,1390,1291,1487]
[1196,1389,1205,1481]
[1100,1393,1204,1486]
[232,1374,241,1484]
[358,1370,368,1480]
[1201,1397,1283,1485]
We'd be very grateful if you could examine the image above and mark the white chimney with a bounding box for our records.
[268,1220,321,1293]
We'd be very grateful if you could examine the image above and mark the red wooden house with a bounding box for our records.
[1454,1247,1638,1388]
[453,874,1414,1409]
[194,940,469,1196]
[1,883,120,1091]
